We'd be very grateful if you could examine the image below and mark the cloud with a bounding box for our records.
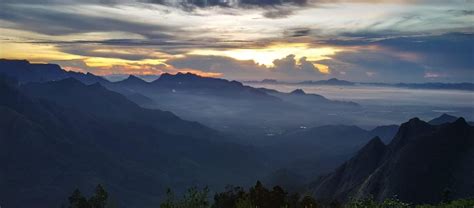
[146,0,307,9]
[166,55,269,80]
[165,54,329,81]
[1,0,472,82]
[0,4,176,38]
[52,58,223,77]
[316,33,474,82]
[262,8,294,19]
[272,54,320,74]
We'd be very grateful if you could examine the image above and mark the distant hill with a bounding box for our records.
[361,82,474,91]
[308,117,474,204]
[0,59,365,141]
[428,113,460,125]
[0,59,108,84]
[151,72,279,101]
[393,82,474,91]
[106,72,361,140]
[299,78,355,86]
[261,88,359,108]
[242,76,474,91]
[114,75,150,87]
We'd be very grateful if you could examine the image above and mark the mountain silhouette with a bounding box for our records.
[0,59,108,84]
[151,72,279,100]
[299,78,355,86]
[0,59,363,140]
[0,76,264,208]
[290,89,306,95]
[115,75,150,86]
[428,113,459,125]
[309,117,474,204]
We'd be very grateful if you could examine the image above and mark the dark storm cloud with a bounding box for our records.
[0,4,174,37]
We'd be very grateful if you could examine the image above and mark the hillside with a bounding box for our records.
[309,117,474,204]
[0,76,264,208]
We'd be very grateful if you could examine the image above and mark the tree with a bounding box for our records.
[442,188,452,204]
[269,186,287,208]
[213,186,246,208]
[300,195,318,208]
[160,188,177,208]
[287,193,300,208]
[89,184,108,208]
[68,189,90,208]
[160,187,210,208]
[182,186,210,208]
[235,196,254,208]
[249,181,270,208]
[68,185,108,208]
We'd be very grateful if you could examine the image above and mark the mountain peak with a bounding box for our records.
[310,116,474,204]
[126,75,145,82]
[115,75,147,86]
[453,117,468,126]
[159,72,201,80]
[407,117,422,123]
[388,117,434,150]
[400,117,432,131]
[290,89,306,95]
[358,136,386,155]
[428,113,459,125]
[300,78,354,86]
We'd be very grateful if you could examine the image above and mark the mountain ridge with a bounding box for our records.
[309,117,474,204]
[0,76,265,208]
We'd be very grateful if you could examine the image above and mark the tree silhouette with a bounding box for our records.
[249,181,271,208]
[68,185,108,208]
[301,195,318,208]
[89,184,108,208]
[68,189,90,208]
[160,187,210,208]
[269,186,287,208]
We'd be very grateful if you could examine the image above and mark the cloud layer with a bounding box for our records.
[0,0,472,82]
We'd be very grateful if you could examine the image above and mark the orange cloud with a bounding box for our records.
[60,59,222,78]
[314,63,330,74]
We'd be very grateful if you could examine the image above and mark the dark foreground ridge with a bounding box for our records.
[309,117,474,204]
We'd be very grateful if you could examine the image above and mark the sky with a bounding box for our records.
[0,0,473,82]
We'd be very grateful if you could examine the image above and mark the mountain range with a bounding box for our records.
[245,77,474,91]
[1,59,473,206]
[0,60,361,142]
[0,75,264,208]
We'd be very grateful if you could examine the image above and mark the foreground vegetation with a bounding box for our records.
[67,182,474,208]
